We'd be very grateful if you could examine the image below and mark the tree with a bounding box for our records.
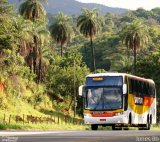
[0,0,13,16]
[38,47,54,82]
[103,13,114,32]
[19,0,47,22]
[29,21,50,82]
[19,0,50,83]
[46,50,89,114]
[133,8,153,19]
[49,12,73,56]
[0,0,15,54]
[77,8,102,72]
[13,16,32,56]
[120,20,149,73]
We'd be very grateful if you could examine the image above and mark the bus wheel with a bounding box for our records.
[139,116,151,130]
[91,124,98,130]
[123,127,129,130]
[145,116,151,130]
[129,113,132,125]
[112,125,122,130]
[143,115,151,130]
[138,126,144,130]
[112,125,116,130]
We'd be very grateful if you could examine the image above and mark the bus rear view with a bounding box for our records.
[79,73,156,130]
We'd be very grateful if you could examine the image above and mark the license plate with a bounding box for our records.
[100,119,106,122]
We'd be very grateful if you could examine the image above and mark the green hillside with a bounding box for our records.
[8,0,127,15]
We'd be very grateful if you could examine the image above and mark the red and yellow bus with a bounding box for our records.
[79,73,156,130]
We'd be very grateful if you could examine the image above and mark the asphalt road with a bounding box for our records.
[0,130,160,142]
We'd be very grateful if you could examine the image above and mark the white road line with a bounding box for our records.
[0,131,74,136]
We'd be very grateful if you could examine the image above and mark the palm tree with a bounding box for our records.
[77,8,102,72]
[121,21,149,73]
[13,16,32,56]
[49,12,73,56]
[29,21,50,82]
[38,46,54,82]
[19,0,47,22]
[19,0,49,83]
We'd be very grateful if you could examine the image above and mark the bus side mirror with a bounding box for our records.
[123,84,127,94]
[79,85,84,96]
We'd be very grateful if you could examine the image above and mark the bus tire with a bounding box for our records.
[138,126,144,130]
[150,115,152,125]
[123,127,129,130]
[139,115,151,130]
[129,113,132,125]
[146,115,151,130]
[91,124,98,130]
[141,115,150,130]
[112,125,122,130]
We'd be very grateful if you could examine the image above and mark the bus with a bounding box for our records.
[79,73,156,130]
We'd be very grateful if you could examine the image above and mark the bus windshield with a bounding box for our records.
[85,87,122,110]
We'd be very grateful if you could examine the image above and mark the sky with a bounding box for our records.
[76,0,160,10]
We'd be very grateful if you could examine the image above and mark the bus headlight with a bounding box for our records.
[115,112,123,116]
[84,113,92,117]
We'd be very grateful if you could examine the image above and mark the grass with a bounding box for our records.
[0,122,89,130]
[0,112,87,130]
[0,102,89,130]
[0,98,88,130]
[151,124,160,130]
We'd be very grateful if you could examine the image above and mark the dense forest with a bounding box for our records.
[1,0,160,118]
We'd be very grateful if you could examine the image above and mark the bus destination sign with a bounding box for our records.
[92,77,103,81]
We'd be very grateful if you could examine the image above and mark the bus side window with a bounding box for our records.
[132,79,136,94]
[141,82,145,96]
[147,83,150,96]
[153,84,156,98]
[149,83,155,97]
[138,81,143,96]
[144,82,149,96]
[144,82,147,96]
[133,80,138,94]
[137,81,139,95]
[148,83,151,97]
[129,78,132,94]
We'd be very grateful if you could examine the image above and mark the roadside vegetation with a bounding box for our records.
[0,0,160,130]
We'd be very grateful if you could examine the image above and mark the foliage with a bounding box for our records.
[136,52,160,89]
[0,49,34,79]
[0,92,9,110]
[77,8,103,72]
[120,20,149,73]
[19,0,47,22]
[46,50,89,113]
[49,12,74,56]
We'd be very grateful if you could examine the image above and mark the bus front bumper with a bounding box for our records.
[84,115,128,125]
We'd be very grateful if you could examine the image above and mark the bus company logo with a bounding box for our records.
[134,97,144,105]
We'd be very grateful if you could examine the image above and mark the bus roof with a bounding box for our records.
[86,73,154,84]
